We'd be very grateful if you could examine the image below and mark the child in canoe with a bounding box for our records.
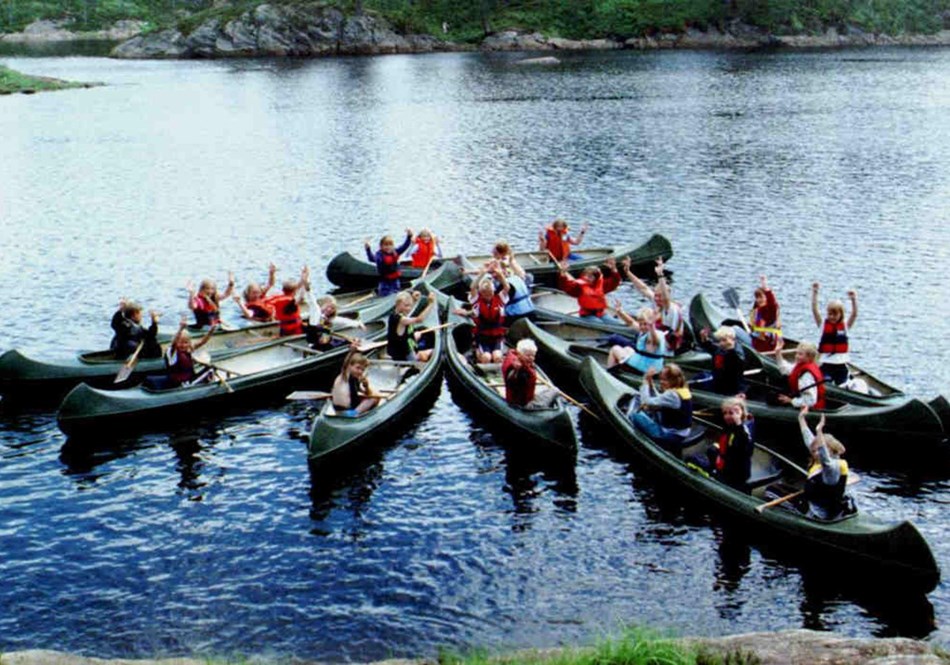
[606,306,667,374]
[388,290,437,363]
[493,242,536,324]
[811,282,858,386]
[502,339,558,409]
[557,257,622,323]
[186,273,235,328]
[798,405,854,519]
[749,274,782,353]
[331,343,380,417]
[623,257,686,352]
[466,263,510,363]
[233,263,277,322]
[407,227,441,269]
[110,299,162,360]
[539,219,588,262]
[695,326,747,397]
[365,229,414,296]
[304,294,365,351]
[161,318,217,389]
[267,266,309,337]
[628,364,693,450]
[773,338,826,410]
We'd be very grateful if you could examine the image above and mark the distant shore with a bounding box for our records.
[0,64,98,94]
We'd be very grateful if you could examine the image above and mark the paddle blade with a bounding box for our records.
[722,287,742,310]
[113,364,135,384]
[286,391,333,400]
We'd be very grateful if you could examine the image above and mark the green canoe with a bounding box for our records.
[327,234,672,290]
[307,288,446,468]
[511,316,947,462]
[56,319,388,438]
[578,357,940,594]
[325,249,468,290]
[444,300,577,453]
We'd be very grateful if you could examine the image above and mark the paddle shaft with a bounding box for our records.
[114,341,145,383]
[755,473,859,514]
[342,292,375,309]
[537,375,600,420]
[420,254,436,280]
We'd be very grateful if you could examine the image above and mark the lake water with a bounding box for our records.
[1,46,949,660]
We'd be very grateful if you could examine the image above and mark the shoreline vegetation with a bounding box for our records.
[1,629,948,665]
[0,64,97,93]
[0,0,949,58]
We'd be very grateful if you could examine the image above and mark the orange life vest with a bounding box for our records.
[544,225,572,262]
[576,277,608,317]
[473,295,506,339]
[410,237,436,269]
[789,362,826,410]
[269,294,303,337]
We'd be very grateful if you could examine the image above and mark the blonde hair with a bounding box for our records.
[395,291,415,308]
[826,300,845,319]
[346,352,369,370]
[380,235,394,247]
[797,342,819,361]
[552,218,568,231]
[317,295,337,308]
[281,279,297,294]
[823,434,846,456]
[637,307,656,325]
[713,326,736,342]
[721,396,748,420]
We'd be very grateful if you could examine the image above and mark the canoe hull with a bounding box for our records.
[579,357,940,593]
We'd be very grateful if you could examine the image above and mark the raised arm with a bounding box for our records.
[811,282,822,327]
[396,229,414,256]
[612,300,636,327]
[494,268,510,298]
[798,405,816,450]
[195,323,218,350]
[846,289,858,329]
[405,293,437,327]
[622,256,655,300]
[186,281,198,311]
[364,239,375,263]
[220,273,236,301]
[569,221,589,246]
[263,263,277,296]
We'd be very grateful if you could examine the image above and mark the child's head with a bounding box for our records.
[199,279,217,296]
[244,283,263,302]
[492,241,511,261]
[380,236,395,252]
[418,228,433,242]
[345,352,369,378]
[812,433,846,459]
[659,364,686,389]
[713,326,736,350]
[282,279,298,295]
[516,338,538,363]
[552,219,568,232]
[124,301,143,322]
[795,342,818,364]
[826,299,845,322]
[581,266,601,281]
[636,307,656,333]
[395,290,415,313]
[721,397,748,425]
[317,295,338,318]
[654,282,671,308]
[174,331,193,352]
[753,287,767,308]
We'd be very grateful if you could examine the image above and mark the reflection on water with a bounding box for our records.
[1,47,949,659]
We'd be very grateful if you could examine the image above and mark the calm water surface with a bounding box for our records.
[1,47,949,660]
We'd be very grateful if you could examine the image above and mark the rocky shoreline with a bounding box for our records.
[1,631,948,665]
[2,10,950,59]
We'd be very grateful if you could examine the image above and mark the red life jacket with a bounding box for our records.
[379,250,401,281]
[192,294,220,327]
[166,349,196,386]
[576,277,607,317]
[789,362,826,410]
[473,295,505,339]
[502,350,536,407]
[818,319,848,354]
[714,432,732,472]
[269,294,303,337]
[545,225,572,262]
[410,238,435,269]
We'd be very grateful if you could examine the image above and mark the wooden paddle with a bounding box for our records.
[755,473,860,513]
[214,369,235,393]
[287,390,333,400]
[721,287,751,333]
[537,375,601,420]
[343,292,376,309]
[114,341,145,383]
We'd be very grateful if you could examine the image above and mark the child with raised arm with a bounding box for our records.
[365,229,414,296]
[233,263,277,322]
[187,273,235,328]
[798,405,853,519]
[331,343,379,417]
[774,338,826,410]
[607,306,667,374]
[163,318,217,388]
[749,274,781,353]
[110,299,162,360]
[557,256,622,323]
[304,293,365,351]
[696,326,746,397]
[623,257,686,352]
[539,219,588,262]
[387,290,437,363]
[629,364,693,451]
[267,266,308,337]
[407,228,441,269]
[495,242,536,324]
[467,263,510,363]
[811,283,858,386]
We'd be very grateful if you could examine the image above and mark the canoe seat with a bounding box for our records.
[681,425,707,447]
[746,468,784,491]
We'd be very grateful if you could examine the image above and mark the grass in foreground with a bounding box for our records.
[437,628,760,665]
[0,64,95,94]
